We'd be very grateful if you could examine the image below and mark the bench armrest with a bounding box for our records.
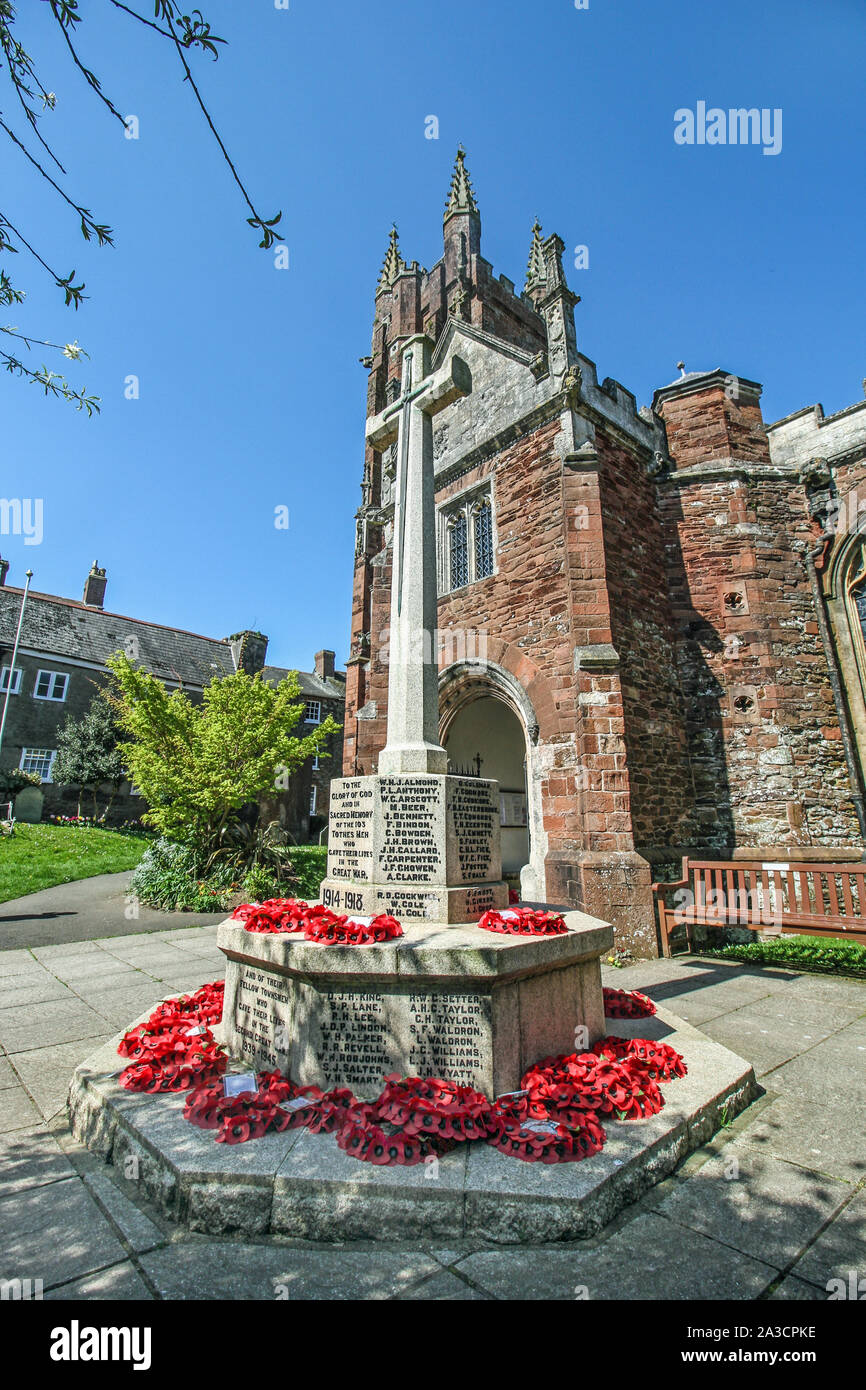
[652,876,689,897]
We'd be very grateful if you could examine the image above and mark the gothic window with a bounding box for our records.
[824,531,866,796]
[449,512,469,590]
[440,486,495,593]
[473,497,494,580]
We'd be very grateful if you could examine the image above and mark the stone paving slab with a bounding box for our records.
[730,1092,866,1184]
[698,1010,832,1076]
[455,1213,779,1300]
[139,1240,441,1300]
[0,975,76,1007]
[0,950,46,978]
[789,1189,866,1289]
[760,1030,866,1098]
[651,1143,849,1269]
[0,1083,45,1131]
[0,997,111,1054]
[11,1037,113,1120]
[736,992,865,1031]
[0,1175,131,1291]
[45,1261,154,1301]
[769,1275,831,1301]
[0,1125,77,1194]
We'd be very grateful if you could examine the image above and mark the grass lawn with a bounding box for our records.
[0,823,150,903]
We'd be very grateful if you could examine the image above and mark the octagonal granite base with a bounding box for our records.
[67,1006,757,1245]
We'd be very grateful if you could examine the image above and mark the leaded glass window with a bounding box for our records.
[441,487,495,593]
[449,513,469,589]
[474,498,493,580]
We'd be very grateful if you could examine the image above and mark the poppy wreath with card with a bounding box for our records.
[477,907,568,936]
[487,1111,607,1164]
[375,1076,496,1142]
[302,911,404,945]
[232,898,309,934]
[602,986,657,1019]
[592,1036,688,1082]
[117,982,228,1093]
[521,1048,666,1122]
[335,1102,445,1167]
[232,898,405,944]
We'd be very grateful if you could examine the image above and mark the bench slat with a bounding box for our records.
[655,855,866,954]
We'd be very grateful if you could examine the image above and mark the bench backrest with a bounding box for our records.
[680,859,866,925]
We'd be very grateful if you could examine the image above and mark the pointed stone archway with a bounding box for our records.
[439,660,547,901]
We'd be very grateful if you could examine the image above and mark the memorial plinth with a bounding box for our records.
[216,328,614,1104]
[217,911,612,1100]
[319,772,509,923]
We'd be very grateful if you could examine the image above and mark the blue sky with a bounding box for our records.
[2,0,864,670]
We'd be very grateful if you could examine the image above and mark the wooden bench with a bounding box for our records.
[652,856,866,957]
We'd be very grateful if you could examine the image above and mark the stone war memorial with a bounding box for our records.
[217,330,611,1101]
[69,170,755,1241]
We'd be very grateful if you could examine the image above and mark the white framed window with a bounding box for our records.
[129,781,143,798]
[0,666,21,695]
[34,669,68,702]
[20,748,57,782]
[309,785,317,815]
[312,753,320,770]
[440,486,495,593]
[304,699,321,724]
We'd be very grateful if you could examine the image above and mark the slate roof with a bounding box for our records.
[0,585,347,695]
[0,586,236,689]
[262,666,346,701]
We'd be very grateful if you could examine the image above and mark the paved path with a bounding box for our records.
[0,934,863,1301]
[0,872,224,951]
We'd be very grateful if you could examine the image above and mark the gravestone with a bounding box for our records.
[218,332,613,1098]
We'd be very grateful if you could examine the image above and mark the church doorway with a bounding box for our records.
[442,695,530,878]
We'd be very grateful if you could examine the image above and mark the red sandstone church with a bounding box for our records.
[344,149,866,952]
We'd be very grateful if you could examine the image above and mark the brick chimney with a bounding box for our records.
[228,630,268,674]
[0,556,8,587]
[82,562,107,608]
[315,649,336,680]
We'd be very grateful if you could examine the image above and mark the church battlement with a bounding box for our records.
[768,391,866,471]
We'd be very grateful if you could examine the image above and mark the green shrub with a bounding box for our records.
[287,845,328,899]
[130,839,239,912]
[241,864,286,904]
[0,766,41,796]
[130,838,329,913]
[702,934,866,978]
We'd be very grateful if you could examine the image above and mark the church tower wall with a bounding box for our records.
[343,153,865,955]
[655,373,863,853]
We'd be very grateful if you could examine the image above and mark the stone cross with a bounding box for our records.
[366,334,472,774]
